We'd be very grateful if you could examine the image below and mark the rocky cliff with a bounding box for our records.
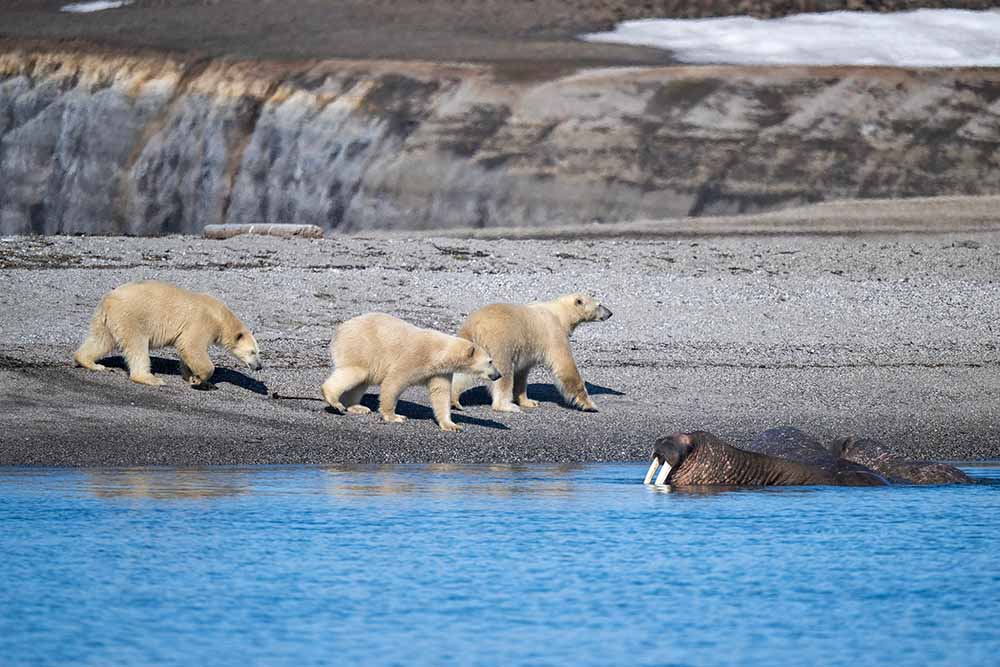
[2,43,999,235]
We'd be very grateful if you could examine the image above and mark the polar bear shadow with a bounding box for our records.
[325,393,510,430]
[98,355,269,395]
[457,381,625,409]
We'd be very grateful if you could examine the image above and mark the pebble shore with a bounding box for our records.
[2,218,999,465]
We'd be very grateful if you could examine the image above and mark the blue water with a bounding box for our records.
[2,465,999,667]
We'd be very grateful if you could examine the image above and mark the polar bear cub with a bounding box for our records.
[451,293,612,413]
[73,280,262,387]
[321,313,500,432]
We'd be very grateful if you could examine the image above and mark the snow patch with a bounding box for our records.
[582,9,1000,67]
[61,1,133,13]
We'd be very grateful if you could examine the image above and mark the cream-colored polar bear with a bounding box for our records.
[73,281,262,387]
[321,313,500,432]
[451,293,612,413]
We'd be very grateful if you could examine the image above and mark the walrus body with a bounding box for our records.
[644,427,972,488]
[831,436,973,485]
[644,431,888,487]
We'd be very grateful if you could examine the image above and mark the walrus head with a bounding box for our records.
[643,432,700,485]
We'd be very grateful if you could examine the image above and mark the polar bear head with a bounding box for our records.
[227,328,263,371]
[559,293,612,327]
[456,340,501,381]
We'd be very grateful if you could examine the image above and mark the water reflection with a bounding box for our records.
[320,463,584,499]
[645,483,825,496]
[45,463,997,501]
[84,468,249,499]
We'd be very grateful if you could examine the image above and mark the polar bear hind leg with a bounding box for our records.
[73,313,116,372]
[322,366,369,413]
[342,383,371,414]
[488,357,520,413]
[514,366,539,409]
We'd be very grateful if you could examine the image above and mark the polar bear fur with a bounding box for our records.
[321,313,501,432]
[73,281,262,388]
[451,293,612,413]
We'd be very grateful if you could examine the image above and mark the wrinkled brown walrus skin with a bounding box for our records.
[649,431,889,487]
[830,436,973,485]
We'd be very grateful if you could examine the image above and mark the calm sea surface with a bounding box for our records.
[2,464,999,667]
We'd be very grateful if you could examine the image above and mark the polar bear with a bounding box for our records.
[451,293,612,413]
[321,313,501,432]
[73,280,262,388]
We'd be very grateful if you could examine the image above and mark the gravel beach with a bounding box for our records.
[3,209,1000,466]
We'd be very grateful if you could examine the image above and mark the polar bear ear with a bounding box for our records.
[575,297,583,306]
[235,332,244,342]
[466,344,476,358]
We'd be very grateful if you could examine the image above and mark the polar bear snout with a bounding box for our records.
[596,305,613,321]
[239,348,263,371]
[463,342,501,382]
[235,352,262,371]
[478,357,502,382]
[231,331,262,371]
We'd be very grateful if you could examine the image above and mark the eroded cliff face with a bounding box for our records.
[1,44,999,235]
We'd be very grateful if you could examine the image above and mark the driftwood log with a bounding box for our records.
[203,224,324,240]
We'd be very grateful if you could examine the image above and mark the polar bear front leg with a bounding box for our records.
[547,341,596,411]
[428,374,461,432]
[378,378,408,424]
[450,372,474,411]
[177,346,216,389]
[123,336,165,387]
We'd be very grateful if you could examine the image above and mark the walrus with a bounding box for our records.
[830,436,972,485]
[643,431,888,487]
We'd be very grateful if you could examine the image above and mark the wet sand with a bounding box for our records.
[3,206,1000,465]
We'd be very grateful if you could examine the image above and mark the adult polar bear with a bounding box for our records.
[74,281,262,387]
[451,293,612,413]
[322,313,501,432]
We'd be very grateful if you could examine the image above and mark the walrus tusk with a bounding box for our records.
[654,462,672,486]
[643,459,660,485]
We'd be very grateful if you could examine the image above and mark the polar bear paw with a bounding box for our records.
[382,413,407,424]
[131,374,166,387]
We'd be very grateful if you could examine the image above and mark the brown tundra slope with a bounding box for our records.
[1,1,997,62]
